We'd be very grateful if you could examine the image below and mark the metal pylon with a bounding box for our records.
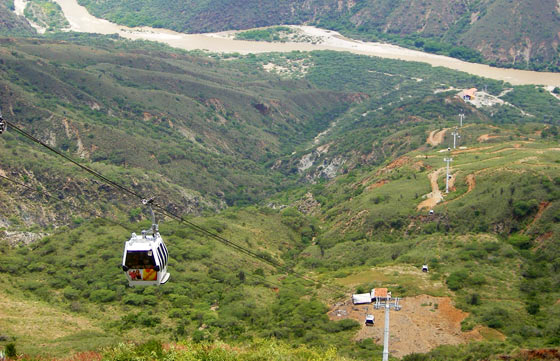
[444,157,453,193]
[374,297,402,361]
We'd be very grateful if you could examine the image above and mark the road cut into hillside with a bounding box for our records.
[443,174,476,206]
[417,168,444,210]
[329,294,493,358]
[426,129,449,147]
[478,134,502,142]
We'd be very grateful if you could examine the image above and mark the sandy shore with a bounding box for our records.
[33,0,560,86]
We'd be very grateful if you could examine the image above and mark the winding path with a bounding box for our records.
[427,129,449,147]
[417,168,444,210]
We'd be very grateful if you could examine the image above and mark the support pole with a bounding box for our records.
[459,113,465,127]
[382,302,390,361]
[444,157,453,193]
[451,128,460,149]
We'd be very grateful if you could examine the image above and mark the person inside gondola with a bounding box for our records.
[125,251,156,270]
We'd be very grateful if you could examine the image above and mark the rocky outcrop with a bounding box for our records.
[0,230,48,246]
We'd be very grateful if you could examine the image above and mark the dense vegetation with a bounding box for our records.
[75,0,560,71]
[1,35,560,360]
[24,0,69,32]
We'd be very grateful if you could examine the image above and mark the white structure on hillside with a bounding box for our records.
[351,288,392,304]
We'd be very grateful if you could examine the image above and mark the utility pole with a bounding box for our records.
[374,296,402,361]
[451,128,460,149]
[459,113,465,127]
[444,157,453,193]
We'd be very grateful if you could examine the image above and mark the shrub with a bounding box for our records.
[467,293,481,306]
[63,287,80,300]
[526,301,540,315]
[135,340,163,358]
[403,353,430,361]
[447,270,469,291]
[5,343,16,357]
[482,307,509,329]
[123,294,144,305]
[90,289,116,303]
[513,199,538,218]
[508,234,532,249]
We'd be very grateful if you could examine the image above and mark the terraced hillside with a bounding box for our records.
[74,0,560,70]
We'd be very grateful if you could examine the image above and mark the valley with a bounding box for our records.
[29,0,560,87]
[1,3,560,360]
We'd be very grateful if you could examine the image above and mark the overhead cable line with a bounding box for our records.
[1,174,293,293]
[5,120,346,294]
[6,121,142,199]
[0,173,134,233]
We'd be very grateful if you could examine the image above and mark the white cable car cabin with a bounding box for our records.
[365,314,375,326]
[122,199,170,286]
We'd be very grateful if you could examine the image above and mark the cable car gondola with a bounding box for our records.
[365,314,375,326]
[122,199,170,286]
[0,106,6,134]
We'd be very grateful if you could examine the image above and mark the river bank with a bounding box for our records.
[31,0,560,87]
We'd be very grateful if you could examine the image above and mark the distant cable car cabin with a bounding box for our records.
[422,264,429,273]
[365,314,375,326]
[0,106,6,134]
[122,199,170,286]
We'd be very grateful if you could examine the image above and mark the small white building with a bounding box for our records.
[352,293,372,305]
[352,288,392,304]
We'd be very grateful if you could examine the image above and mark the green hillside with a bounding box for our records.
[1,35,560,360]
[0,36,359,217]
[74,0,560,71]
[0,0,36,36]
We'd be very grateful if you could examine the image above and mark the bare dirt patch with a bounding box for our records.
[477,134,501,142]
[417,168,444,210]
[366,179,389,191]
[379,156,411,173]
[443,174,476,205]
[466,174,475,193]
[451,145,494,154]
[427,129,449,146]
[329,295,479,358]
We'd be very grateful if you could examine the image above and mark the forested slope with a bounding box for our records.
[1,35,560,360]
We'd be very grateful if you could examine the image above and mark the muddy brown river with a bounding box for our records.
[50,0,560,87]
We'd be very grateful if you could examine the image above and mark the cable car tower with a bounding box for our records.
[374,296,402,361]
[122,198,170,286]
[451,128,460,149]
[444,157,453,193]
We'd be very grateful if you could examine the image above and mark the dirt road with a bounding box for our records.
[427,129,449,146]
[477,134,501,142]
[417,168,444,210]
